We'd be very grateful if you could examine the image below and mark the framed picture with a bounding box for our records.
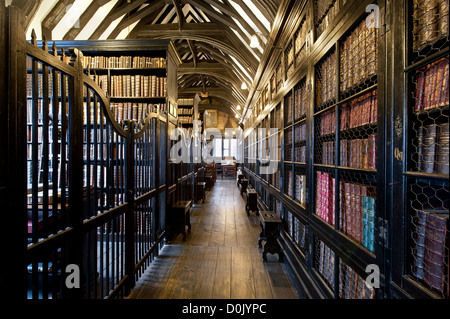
[204,109,217,128]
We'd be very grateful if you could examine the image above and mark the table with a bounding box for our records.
[258,211,283,262]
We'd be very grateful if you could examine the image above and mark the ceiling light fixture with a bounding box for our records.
[236,105,241,110]
[241,82,247,90]
[250,34,260,48]
[250,32,267,48]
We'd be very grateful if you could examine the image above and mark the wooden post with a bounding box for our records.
[0,4,28,300]
[67,48,85,299]
[125,120,135,294]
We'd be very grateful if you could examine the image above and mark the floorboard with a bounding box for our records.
[129,178,299,299]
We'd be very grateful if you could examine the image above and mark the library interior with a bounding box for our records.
[0,0,448,303]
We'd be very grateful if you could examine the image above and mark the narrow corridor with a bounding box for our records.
[129,179,299,299]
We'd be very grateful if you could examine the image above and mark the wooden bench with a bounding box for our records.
[196,182,206,202]
[167,200,192,241]
[245,188,258,215]
[258,211,283,262]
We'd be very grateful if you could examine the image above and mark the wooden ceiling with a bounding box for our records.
[9,0,289,123]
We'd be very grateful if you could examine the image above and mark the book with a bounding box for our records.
[424,211,449,295]
[436,122,449,175]
[413,0,449,51]
[414,58,449,112]
[419,124,438,173]
[340,19,378,92]
[411,209,449,296]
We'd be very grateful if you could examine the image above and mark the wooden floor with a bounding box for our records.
[128,178,299,299]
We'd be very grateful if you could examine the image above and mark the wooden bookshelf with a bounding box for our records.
[390,0,449,300]
[242,0,386,299]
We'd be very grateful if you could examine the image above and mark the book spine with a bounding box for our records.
[436,122,449,175]
[421,124,438,173]
[423,212,449,294]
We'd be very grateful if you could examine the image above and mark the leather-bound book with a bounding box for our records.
[415,68,426,112]
[436,122,449,175]
[423,211,449,294]
[412,209,428,280]
[420,124,438,173]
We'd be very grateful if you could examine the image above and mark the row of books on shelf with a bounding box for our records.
[341,90,377,130]
[315,171,376,252]
[318,87,377,135]
[294,145,306,163]
[315,0,340,37]
[294,80,308,120]
[412,0,449,51]
[340,181,376,252]
[340,16,378,92]
[316,171,335,225]
[416,122,449,175]
[340,135,377,170]
[26,72,70,98]
[318,109,335,135]
[295,174,306,206]
[316,51,336,107]
[109,75,166,98]
[315,238,375,299]
[411,208,449,297]
[294,18,308,65]
[413,57,449,112]
[285,211,307,251]
[83,102,163,124]
[318,135,377,169]
[82,56,166,69]
[178,108,193,115]
[294,123,307,141]
[178,116,193,124]
[339,261,376,299]
[285,93,293,123]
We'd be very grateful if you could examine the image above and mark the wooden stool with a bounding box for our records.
[237,173,244,187]
[240,178,248,195]
[245,188,258,215]
[258,211,283,262]
[196,182,206,202]
[205,175,213,190]
[168,200,192,241]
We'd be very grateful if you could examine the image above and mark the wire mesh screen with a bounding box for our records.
[315,108,336,166]
[285,41,294,79]
[314,237,336,290]
[339,14,378,100]
[276,60,283,93]
[315,49,336,112]
[339,172,377,253]
[408,57,449,174]
[315,169,335,226]
[294,122,307,163]
[339,90,378,170]
[409,180,449,298]
[295,16,308,67]
[294,78,307,121]
[284,91,293,126]
[339,260,375,299]
[284,165,293,199]
[285,126,293,162]
[294,165,307,208]
[411,0,449,64]
[315,0,340,39]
